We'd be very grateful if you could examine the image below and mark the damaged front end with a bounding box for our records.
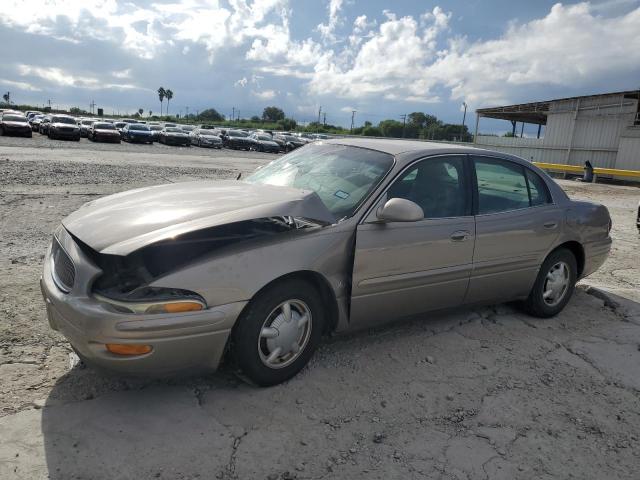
[75,216,325,313]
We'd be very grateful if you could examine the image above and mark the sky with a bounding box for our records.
[1,0,639,132]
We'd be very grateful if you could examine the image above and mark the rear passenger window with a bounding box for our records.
[525,169,552,206]
[474,158,530,214]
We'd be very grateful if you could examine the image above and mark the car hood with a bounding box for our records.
[62,180,335,256]
[96,129,118,133]
[53,122,78,128]
[2,121,29,127]
[165,132,187,136]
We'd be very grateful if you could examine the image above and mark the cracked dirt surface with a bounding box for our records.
[0,138,639,479]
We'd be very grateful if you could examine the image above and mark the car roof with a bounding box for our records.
[323,137,490,156]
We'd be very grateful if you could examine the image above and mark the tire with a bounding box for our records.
[232,279,325,386]
[523,248,577,318]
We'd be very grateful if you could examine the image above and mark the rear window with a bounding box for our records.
[2,115,27,122]
[52,116,76,124]
[129,124,150,131]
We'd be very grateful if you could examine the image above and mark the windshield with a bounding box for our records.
[52,116,76,124]
[150,125,162,130]
[246,144,393,219]
[2,115,27,122]
[95,123,114,129]
[129,124,150,131]
[257,135,272,141]
[200,129,217,135]
[228,130,248,137]
[165,127,182,132]
[180,126,195,131]
[81,120,93,125]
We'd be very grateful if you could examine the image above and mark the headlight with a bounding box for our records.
[95,287,206,314]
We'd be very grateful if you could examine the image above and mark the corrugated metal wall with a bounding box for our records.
[475,93,640,177]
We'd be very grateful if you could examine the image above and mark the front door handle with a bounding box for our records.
[543,222,558,229]
[450,230,470,242]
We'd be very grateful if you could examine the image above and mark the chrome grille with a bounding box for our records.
[51,237,75,292]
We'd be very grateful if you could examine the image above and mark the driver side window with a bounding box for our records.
[387,156,470,218]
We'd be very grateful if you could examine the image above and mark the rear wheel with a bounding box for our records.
[523,248,577,318]
[232,279,324,386]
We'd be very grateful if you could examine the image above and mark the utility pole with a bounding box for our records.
[400,114,407,138]
[237,110,240,122]
[317,106,322,133]
[461,102,467,142]
[350,110,356,134]
[186,106,189,118]
[323,112,326,126]
[232,107,235,123]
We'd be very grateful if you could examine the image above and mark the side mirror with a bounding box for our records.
[377,198,424,222]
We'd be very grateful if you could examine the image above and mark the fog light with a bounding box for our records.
[106,344,153,355]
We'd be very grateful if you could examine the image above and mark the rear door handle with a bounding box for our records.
[543,222,558,229]
[450,230,471,242]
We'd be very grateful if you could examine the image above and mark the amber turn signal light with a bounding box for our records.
[145,302,204,314]
[106,343,153,355]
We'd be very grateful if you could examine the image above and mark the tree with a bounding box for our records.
[148,110,152,117]
[157,87,165,116]
[277,118,297,131]
[362,125,382,136]
[198,108,225,121]
[262,106,285,122]
[378,119,405,138]
[138,108,144,116]
[250,115,261,123]
[165,89,173,115]
[2,92,10,104]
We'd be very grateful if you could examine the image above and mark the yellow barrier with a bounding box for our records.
[533,162,640,179]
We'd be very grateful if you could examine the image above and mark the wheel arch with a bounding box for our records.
[550,240,585,277]
[238,270,340,335]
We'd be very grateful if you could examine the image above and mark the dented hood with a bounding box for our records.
[62,180,335,255]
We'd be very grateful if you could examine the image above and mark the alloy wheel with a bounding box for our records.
[257,299,312,369]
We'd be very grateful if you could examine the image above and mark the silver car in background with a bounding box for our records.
[40,139,612,385]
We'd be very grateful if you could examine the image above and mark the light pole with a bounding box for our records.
[461,102,468,142]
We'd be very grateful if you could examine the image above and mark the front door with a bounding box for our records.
[350,155,475,329]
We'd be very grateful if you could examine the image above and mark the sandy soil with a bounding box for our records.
[0,136,639,480]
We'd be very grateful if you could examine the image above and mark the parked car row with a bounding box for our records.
[1,110,325,153]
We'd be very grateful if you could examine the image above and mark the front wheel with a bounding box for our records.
[232,279,325,386]
[523,248,577,318]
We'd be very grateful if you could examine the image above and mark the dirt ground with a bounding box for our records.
[0,137,639,480]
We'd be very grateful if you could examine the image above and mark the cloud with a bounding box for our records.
[16,64,146,91]
[317,0,344,42]
[425,2,640,105]
[252,89,277,99]
[0,78,42,92]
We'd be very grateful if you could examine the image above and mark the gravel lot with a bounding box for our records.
[1,135,639,480]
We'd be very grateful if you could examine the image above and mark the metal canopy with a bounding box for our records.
[476,90,640,126]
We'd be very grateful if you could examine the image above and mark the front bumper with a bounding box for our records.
[52,129,80,139]
[3,126,32,136]
[40,228,246,375]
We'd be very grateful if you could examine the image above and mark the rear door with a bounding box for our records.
[466,156,563,304]
[350,155,475,329]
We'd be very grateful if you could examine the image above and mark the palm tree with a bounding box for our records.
[148,110,152,117]
[2,92,10,105]
[165,89,173,116]
[157,87,165,116]
[138,108,144,116]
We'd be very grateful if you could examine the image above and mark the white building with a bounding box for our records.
[473,90,640,178]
